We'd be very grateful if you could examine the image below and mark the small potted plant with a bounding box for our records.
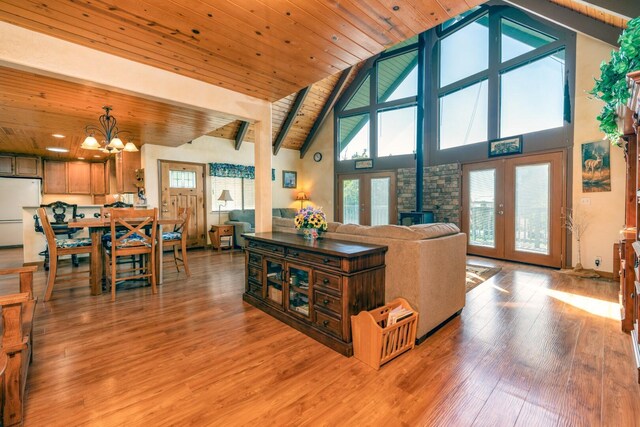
[294,206,328,240]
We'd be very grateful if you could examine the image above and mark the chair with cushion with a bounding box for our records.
[93,201,133,218]
[33,201,86,270]
[105,208,158,301]
[162,207,191,277]
[0,265,37,426]
[37,208,93,301]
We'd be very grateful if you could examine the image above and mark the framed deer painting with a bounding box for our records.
[582,141,611,192]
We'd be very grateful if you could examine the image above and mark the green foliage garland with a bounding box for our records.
[590,17,640,143]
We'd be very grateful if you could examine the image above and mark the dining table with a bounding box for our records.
[68,217,182,296]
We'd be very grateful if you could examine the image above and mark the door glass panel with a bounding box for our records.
[288,266,310,318]
[371,177,390,226]
[265,260,283,306]
[469,169,496,248]
[342,179,360,224]
[169,170,196,188]
[515,163,550,254]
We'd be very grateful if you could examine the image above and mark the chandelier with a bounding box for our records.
[80,106,138,154]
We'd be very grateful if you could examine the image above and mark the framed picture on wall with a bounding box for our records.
[282,170,297,188]
[354,159,374,169]
[582,140,611,192]
[488,136,523,157]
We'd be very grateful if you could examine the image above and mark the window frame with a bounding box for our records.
[210,176,255,212]
[427,4,575,166]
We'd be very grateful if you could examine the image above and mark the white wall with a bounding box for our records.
[571,34,625,273]
[299,113,335,221]
[142,135,301,236]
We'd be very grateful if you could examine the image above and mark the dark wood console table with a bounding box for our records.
[243,232,387,356]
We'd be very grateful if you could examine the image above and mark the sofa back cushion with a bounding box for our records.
[228,210,255,225]
[279,208,297,218]
[334,222,459,240]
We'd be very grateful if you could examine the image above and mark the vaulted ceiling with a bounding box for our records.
[0,0,632,161]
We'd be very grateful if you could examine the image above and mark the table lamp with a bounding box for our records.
[217,189,233,224]
[296,191,309,209]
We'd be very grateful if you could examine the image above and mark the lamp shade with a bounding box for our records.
[295,191,310,201]
[108,136,125,149]
[123,141,139,152]
[81,135,100,150]
[218,190,233,202]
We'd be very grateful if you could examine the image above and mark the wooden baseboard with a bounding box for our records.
[595,270,614,280]
[23,261,43,267]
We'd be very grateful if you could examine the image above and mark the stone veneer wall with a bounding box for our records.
[397,163,461,226]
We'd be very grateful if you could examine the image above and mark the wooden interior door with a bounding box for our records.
[160,161,206,247]
[462,152,564,268]
[337,172,397,225]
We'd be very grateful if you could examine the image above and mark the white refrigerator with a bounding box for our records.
[0,177,41,247]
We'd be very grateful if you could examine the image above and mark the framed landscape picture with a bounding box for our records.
[282,170,297,188]
[582,141,611,192]
[488,136,523,158]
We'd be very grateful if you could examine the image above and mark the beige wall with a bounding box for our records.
[572,34,624,273]
[299,113,335,221]
[142,135,301,236]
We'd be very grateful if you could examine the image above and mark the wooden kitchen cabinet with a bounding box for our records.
[115,151,141,193]
[91,162,109,195]
[0,156,14,175]
[67,162,92,194]
[15,157,40,177]
[43,160,67,194]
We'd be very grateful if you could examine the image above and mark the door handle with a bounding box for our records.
[498,211,504,215]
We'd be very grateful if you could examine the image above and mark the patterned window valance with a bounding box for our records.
[209,163,275,181]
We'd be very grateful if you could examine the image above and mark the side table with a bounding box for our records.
[209,224,235,251]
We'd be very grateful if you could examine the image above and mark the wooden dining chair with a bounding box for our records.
[37,208,92,301]
[162,207,191,277]
[105,208,158,301]
[93,201,133,218]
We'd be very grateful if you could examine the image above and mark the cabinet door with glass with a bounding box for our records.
[263,258,285,308]
[285,263,312,320]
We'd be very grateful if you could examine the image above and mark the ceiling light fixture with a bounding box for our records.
[52,134,65,138]
[81,106,138,154]
[46,147,69,153]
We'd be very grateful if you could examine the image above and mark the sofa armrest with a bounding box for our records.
[225,220,253,233]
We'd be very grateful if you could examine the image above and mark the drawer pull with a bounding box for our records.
[322,278,329,284]
[291,251,299,256]
[272,247,279,252]
[323,258,330,263]
[322,320,329,327]
[323,299,330,305]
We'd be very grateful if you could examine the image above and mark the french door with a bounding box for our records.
[337,172,397,226]
[462,152,564,268]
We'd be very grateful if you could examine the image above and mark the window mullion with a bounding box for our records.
[371,57,378,159]
[487,8,501,142]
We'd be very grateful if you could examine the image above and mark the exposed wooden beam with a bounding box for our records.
[299,67,354,159]
[572,0,640,21]
[504,0,623,45]
[273,87,310,155]
[235,121,249,151]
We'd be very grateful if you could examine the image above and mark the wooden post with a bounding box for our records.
[254,108,273,233]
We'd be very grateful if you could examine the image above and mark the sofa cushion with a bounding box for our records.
[410,223,460,239]
[279,208,297,219]
[273,217,295,228]
[326,222,341,232]
[228,210,255,226]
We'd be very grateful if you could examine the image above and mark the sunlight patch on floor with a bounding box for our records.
[531,285,620,320]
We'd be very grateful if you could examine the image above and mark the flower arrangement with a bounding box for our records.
[590,17,640,143]
[294,206,328,239]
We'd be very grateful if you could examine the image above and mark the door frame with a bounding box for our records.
[335,171,397,225]
[461,149,568,268]
[158,160,208,248]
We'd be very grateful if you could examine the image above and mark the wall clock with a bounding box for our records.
[313,152,323,162]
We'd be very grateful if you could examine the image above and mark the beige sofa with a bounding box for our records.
[272,217,466,342]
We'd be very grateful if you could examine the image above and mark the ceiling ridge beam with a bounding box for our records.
[570,0,639,21]
[235,121,250,151]
[504,0,623,46]
[299,67,353,159]
[273,87,311,155]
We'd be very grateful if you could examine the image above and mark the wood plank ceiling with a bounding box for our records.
[0,1,631,160]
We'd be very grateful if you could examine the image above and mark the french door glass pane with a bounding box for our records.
[515,163,550,254]
[371,177,390,226]
[469,169,496,247]
[342,179,360,225]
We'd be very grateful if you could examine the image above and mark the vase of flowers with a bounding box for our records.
[294,206,328,240]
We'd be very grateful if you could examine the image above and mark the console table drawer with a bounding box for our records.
[248,241,284,255]
[247,265,262,282]
[288,249,341,269]
[314,290,341,316]
[248,252,263,267]
[247,279,262,298]
[314,271,341,294]
[315,310,342,339]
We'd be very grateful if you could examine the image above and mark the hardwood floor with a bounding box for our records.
[0,248,638,426]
